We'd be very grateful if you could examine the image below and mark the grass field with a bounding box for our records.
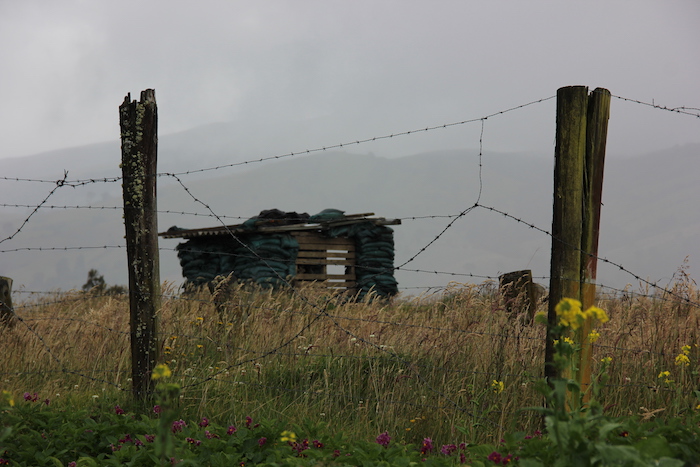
[2,276,698,451]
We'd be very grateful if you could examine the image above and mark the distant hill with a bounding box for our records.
[1,135,698,295]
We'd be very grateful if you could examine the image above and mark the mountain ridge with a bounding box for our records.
[1,131,697,295]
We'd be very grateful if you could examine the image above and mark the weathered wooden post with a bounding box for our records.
[0,276,14,327]
[120,89,161,402]
[545,86,610,404]
[499,270,539,324]
[577,88,610,398]
[545,86,588,381]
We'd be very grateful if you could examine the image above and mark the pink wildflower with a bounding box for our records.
[441,444,458,455]
[376,431,391,448]
[172,419,186,433]
[420,437,434,455]
[186,437,202,446]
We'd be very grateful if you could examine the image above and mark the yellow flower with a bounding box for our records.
[555,298,583,329]
[681,345,691,355]
[562,337,575,345]
[280,430,297,443]
[588,329,601,343]
[584,306,609,324]
[491,380,505,394]
[151,363,172,380]
[675,353,690,366]
[658,370,670,379]
[600,357,612,364]
[1,390,14,407]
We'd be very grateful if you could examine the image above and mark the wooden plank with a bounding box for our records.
[294,235,355,246]
[298,244,355,252]
[297,250,354,259]
[296,258,355,266]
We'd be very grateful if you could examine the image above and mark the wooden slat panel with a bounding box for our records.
[297,250,355,259]
[296,258,355,266]
[296,238,355,248]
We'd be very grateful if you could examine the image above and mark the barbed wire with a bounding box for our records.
[0,171,68,245]
[2,89,699,415]
[611,93,700,119]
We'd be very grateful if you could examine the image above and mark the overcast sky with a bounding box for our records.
[1,1,698,161]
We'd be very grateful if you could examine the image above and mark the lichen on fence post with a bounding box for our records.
[119,89,161,402]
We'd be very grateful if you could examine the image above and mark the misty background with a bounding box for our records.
[0,1,698,294]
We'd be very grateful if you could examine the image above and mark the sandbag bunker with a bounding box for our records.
[159,209,401,299]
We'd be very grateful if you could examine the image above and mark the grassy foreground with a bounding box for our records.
[1,278,699,465]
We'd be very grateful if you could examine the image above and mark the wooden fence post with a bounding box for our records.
[545,86,588,381]
[0,276,14,327]
[120,89,161,402]
[577,88,610,398]
[545,86,610,404]
[499,269,538,324]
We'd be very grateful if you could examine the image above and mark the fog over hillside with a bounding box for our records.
[0,132,697,295]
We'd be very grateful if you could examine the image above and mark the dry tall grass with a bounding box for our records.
[1,278,698,446]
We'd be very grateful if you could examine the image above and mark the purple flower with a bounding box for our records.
[227,425,237,435]
[312,439,323,448]
[23,392,38,402]
[172,419,186,433]
[460,452,467,463]
[199,417,209,428]
[292,439,310,454]
[114,405,125,415]
[68,463,76,467]
[376,431,391,448]
[43,398,50,406]
[258,437,267,446]
[186,437,202,446]
[488,451,502,464]
[153,405,161,414]
[441,444,458,456]
[420,437,434,455]
[245,416,253,428]
[145,434,156,443]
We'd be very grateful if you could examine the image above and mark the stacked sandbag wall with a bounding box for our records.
[176,236,244,287]
[176,233,298,288]
[228,233,298,287]
[328,222,398,299]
